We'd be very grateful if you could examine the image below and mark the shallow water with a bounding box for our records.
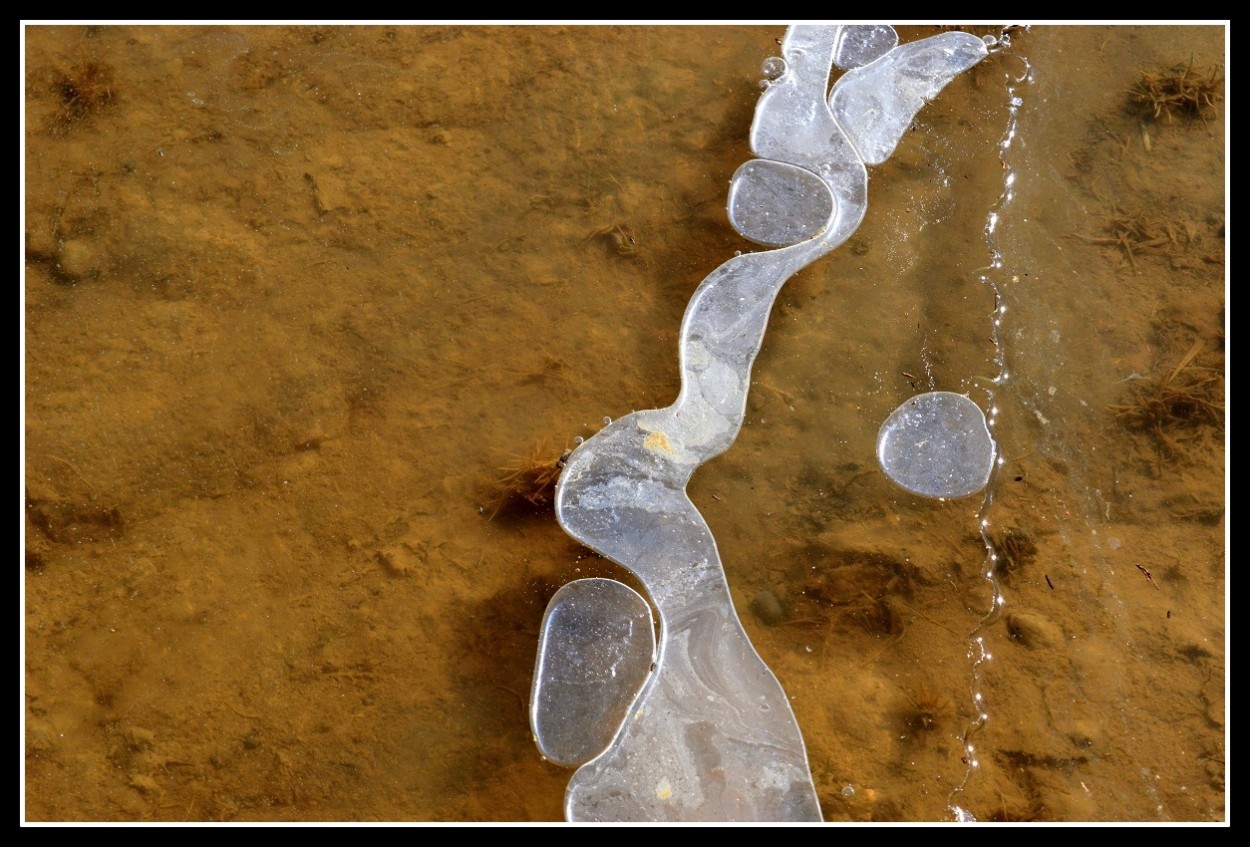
[23,24,1226,822]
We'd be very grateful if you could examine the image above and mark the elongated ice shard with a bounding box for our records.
[536,25,992,822]
[831,31,991,165]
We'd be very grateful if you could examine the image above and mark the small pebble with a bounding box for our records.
[750,589,786,625]
[1005,610,1063,648]
[57,239,101,281]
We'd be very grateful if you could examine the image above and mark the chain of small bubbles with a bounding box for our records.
[946,35,1033,824]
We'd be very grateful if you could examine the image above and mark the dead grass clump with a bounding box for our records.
[899,682,953,736]
[1128,59,1223,123]
[1068,207,1197,271]
[990,527,1038,586]
[51,60,116,134]
[1110,339,1224,461]
[486,444,568,520]
[787,556,915,636]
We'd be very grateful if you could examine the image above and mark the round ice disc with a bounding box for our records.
[530,578,656,768]
[727,159,834,247]
[876,391,995,499]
